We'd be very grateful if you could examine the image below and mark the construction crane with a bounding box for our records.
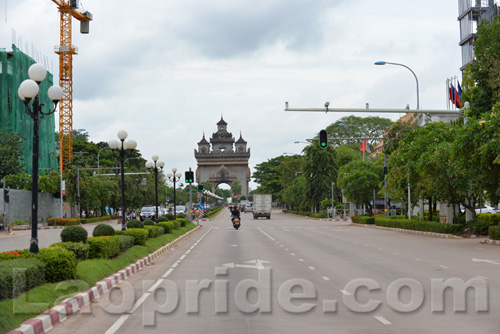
[51,0,92,171]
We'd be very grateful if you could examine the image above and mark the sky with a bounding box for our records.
[1,0,463,191]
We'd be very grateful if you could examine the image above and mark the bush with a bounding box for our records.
[47,218,80,226]
[353,216,375,224]
[49,242,89,261]
[37,247,77,282]
[87,236,121,259]
[165,213,175,221]
[157,222,174,234]
[126,219,144,229]
[60,226,88,243]
[143,219,155,226]
[144,225,159,238]
[158,216,169,222]
[177,218,189,227]
[116,235,135,252]
[80,215,114,224]
[157,226,165,235]
[466,219,489,236]
[0,258,45,301]
[0,251,22,261]
[93,224,116,237]
[375,217,464,235]
[489,225,500,240]
[115,228,149,246]
[477,213,500,226]
[172,220,181,230]
[177,213,186,219]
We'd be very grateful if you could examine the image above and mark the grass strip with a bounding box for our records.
[0,223,197,334]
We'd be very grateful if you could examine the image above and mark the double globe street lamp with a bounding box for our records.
[18,64,63,254]
[146,155,165,223]
[167,168,182,219]
[108,130,137,230]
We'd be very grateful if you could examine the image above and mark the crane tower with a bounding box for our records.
[51,0,92,170]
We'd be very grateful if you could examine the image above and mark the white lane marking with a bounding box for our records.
[309,266,315,270]
[105,226,213,334]
[393,252,399,255]
[258,227,276,241]
[363,244,369,247]
[340,290,351,296]
[299,259,304,262]
[472,258,500,266]
[290,253,295,256]
[374,316,392,325]
[440,265,449,269]
[414,258,422,261]
[377,248,383,251]
[322,276,330,281]
[476,275,488,279]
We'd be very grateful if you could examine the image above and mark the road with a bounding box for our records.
[34,210,500,333]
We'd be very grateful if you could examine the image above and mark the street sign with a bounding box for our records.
[198,203,205,210]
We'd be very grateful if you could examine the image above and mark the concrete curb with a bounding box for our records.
[349,223,462,239]
[7,226,201,334]
[12,226,64,231]
[486,239,500,246]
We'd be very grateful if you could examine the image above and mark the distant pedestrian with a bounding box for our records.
[118,209,122,224]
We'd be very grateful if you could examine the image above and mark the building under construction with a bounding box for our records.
[0,45,57,174]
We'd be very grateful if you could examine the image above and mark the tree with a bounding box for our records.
[337,161,383,216]
[252,156,285,197]
[231,180,242,197]
[302,143,337,212]
[470,16,500,116]
[0,131,25,179]
[325,116,393,149]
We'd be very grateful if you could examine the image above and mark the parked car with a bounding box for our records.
[139,206,158,221]
[475,205,496,214]
[175,205,186,215]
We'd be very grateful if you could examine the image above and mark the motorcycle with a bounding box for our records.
[232,216,240,230]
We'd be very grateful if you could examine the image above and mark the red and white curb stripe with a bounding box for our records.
[487,239,500,246]
[8,226,200,334]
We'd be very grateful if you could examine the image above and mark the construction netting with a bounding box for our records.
[0,44,57,174]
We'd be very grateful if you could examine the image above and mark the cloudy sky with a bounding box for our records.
[1,0,462,190]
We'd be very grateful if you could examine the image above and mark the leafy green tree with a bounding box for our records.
[337,161,383,216]
[281,175,307,211]
[302,143,337,212]
[0,131,25,179]
[325,116,393,149]
[470,16,500,116]
[231,180,242,197]
[252,156,285,197]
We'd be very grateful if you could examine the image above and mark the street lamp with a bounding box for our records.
[108,130,137,230]
[18,63,63,254]
[374,61,420,112]
[146,155,165,223]
[167,168,182,219]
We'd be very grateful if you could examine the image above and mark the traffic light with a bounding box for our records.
[3,188,9,203]
[198,184,204,192]
[319,129,328,149]
[185,171,194,184]
[384,166,388,179]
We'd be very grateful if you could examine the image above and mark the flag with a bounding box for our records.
[456,81,462,108]
[359,140,367,152]
[450,83,456,105]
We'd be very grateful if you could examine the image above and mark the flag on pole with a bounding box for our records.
[450,83,456,105]
[359,140,367,152]
[456,81,462,108]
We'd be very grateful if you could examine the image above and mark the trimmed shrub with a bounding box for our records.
[172,220,181,230]
[117,235,135,252]
[144,225,159,238]
[0,258,45,301]
[93,224,116,237]
[375,217,464,235]
[50,242,89,261]
[177,213,186,219]
[157,222,174,234]
[126,219,144,229]
[0,251,22,261]
[353,216,375,224]
[116,228,149,246]
[177,218,189,227]
[60,226,88,243]
[466,219,489,236]
[165,213,175,221]
[143,219,155,226]
[37,248,77,282]
[157,226,165,235]
[477,213,500,226]
[47,218,80,226]
[158,216,169,222]
[489,226,500,240]
[87,236,121,259]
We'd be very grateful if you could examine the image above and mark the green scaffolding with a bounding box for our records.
[0,44,58,175]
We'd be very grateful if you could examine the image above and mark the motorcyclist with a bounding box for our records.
[231,206,240,222]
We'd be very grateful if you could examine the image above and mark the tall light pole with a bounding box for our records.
[108,130,137,230]
[167,168,182,219]
[146,156,165,223]
[374,61,420,111]
[18,64,63,254]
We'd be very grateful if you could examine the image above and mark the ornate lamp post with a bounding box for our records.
[146,155,165,223]
[18,64,63,254]
[108,130,137,230]
[167,168,182,219]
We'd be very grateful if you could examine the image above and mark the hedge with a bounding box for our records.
[157,222,174,234]
[37,248,77,282]
[115,228,149,246]
[489,226,500,240]
[374,217,464,235]
[144,225,159,238]
[116,235,135,252]
[86,236,121,259]
[172,220,181,230]
[352,216,375,224]
[92,224,116,237]
[126,220,144,229]
[177,218,189,227]
[0,259,45,301]
[157,226,165,236]
[477,213,500,226]
[60,226,88,243]
[49,242,89,261]
[47,215,115,226]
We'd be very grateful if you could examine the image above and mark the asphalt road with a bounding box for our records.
[28,210,500,333]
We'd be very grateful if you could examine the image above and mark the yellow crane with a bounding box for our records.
[51,0,92,170]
